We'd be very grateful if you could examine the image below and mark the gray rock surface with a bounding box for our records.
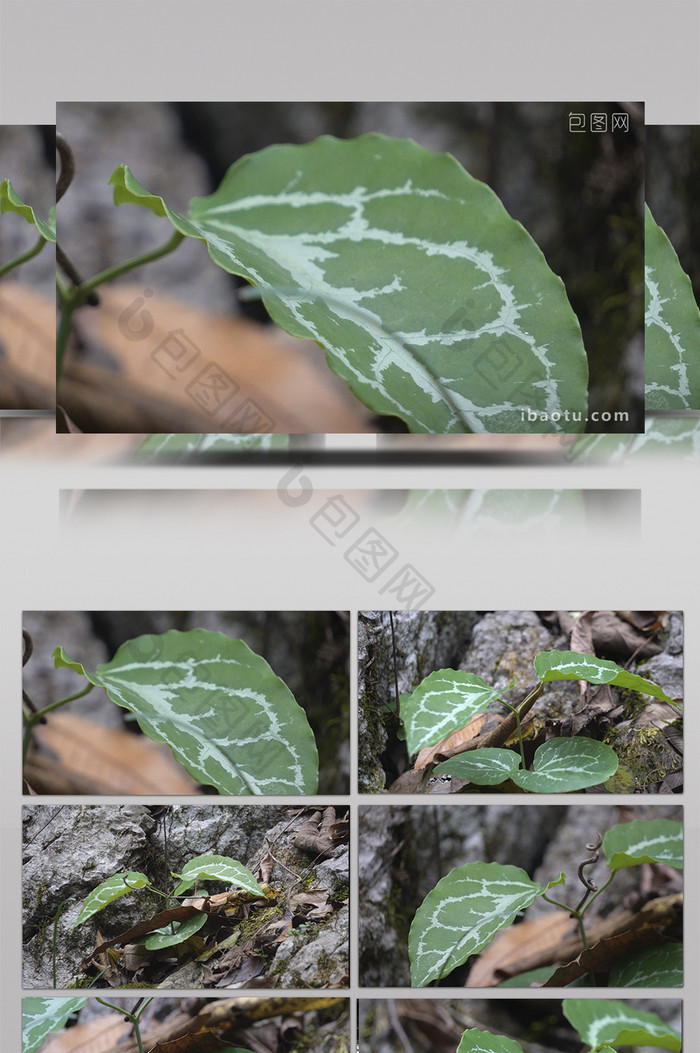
[23,803,348,989]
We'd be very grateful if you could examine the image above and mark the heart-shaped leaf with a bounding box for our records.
[433,747,521,785]
[457,1028,525,1053]
[143,911,208,949]
[563,998,681,1051]
[72,870,150,928]
[603,818,682,871]
[510,737,618,793]
[171,854,263,897]
[0,179,56,242]
[23,998,89,1053]
[645,204,700,411]
[401,669,502,756]
[533,649,673,703]
[109,134,588,434]
[54,629,319,794]
[608,943,683,987]
[409,861,563,986]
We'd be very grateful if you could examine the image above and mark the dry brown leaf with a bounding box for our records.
[61,285,374,433]
[27,711,201,794]
[413,713,488,770]
[466,912,575,986]
[289,889,333,919]
[0,283,54,409]
[41,1014,130,1053]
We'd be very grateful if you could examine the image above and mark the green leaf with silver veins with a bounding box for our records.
[54,628,319,794]
[109,134,588,434]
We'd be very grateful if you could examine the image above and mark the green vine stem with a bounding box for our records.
[56,229,185,383]
[95,998,152,1053]
[22,683,95,765]
[0,232,49,279]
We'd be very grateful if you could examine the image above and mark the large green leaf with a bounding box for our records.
[457,1029,524,1053]
[171,854,263,897]
[533,649,673,702]
[23,998,89,1053]
[563,998,681,1051]
[1,178,56,242]
[53,629,318,794]
[603,818,682,871]
[511,737,618,793]
[401,669,502,756]
[409,861,563,986]
[645,205,700,410]
[109,134,588,434]
[72,870,150,928]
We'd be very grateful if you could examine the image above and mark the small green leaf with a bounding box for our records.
[409,861,548,986]
[533,649,673,703]
[645,204,700,411]
[433,747,521,785]
[457,1028,525,1053]
[171,854,263,898]
[511,737,618,793]
[603,818,683,872]
[563,998,681,1051]
[22,998,89,1053]
[0,179,56,241]
[109,134,588,434]
[72,871,150,928]
[608,943,683,987]
[54,629,319,794]
[143,911,208,949]
[401,669,502,756]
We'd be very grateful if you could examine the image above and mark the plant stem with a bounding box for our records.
[22,683,94,765]
[501,682,543,767]
[55,229,185,384]
[0,233,48,278]
[95,998,152,1053]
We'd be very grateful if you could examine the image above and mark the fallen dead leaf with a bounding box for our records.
[26,711,201,794]
[60,285,375,433]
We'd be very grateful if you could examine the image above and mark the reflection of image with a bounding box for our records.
[56,101,644,435]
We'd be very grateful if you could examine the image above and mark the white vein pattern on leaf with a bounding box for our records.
[645,267,692,405]
[613,829,681,859]
[581,1008,669,1048]
[407,677,498,747]
[99,658,307,792]
[193,182,567,430]
[25,1000,87,1043]
[415,876,538,981]
[541,655,617,681]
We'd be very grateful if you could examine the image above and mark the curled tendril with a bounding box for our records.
[574,832,603,912]
[22,628,33,667]
[56,133,75,203]
[55,132,99,306]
